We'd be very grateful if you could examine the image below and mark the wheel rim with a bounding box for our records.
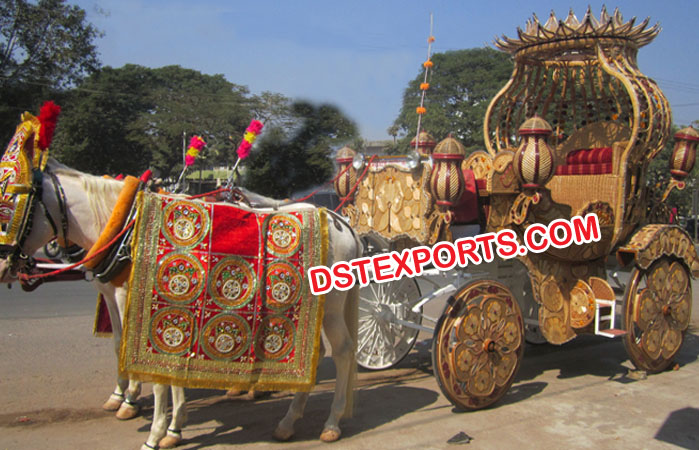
[432,280,524,410]
[623,258,692,373]
[357,277,422,370]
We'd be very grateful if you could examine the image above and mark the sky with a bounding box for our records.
[73,0,699,141]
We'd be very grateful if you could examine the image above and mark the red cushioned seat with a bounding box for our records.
[555,147,613,175]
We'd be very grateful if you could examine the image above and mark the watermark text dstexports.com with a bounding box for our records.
[308,213,601,295]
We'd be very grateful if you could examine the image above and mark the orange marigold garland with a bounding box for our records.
[414,15,435,151]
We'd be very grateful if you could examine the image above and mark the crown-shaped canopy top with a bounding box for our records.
[495,6,660,59]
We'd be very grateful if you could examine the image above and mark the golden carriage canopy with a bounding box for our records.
[485,7,672,249]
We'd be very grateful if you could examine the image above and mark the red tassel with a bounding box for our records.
[37,101,61,150]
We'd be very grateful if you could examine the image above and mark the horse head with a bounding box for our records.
[0,108,62,282]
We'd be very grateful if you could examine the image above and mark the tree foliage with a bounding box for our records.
[243,100,358,198]
[392,47,513,153]
[0,0,101,144]
[52,65,253,178]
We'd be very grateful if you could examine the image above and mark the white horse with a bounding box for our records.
[0,159,361,449]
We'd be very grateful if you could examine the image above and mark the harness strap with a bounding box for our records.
[45,169,69,243]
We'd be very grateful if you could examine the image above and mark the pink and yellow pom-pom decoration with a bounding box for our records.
[236,119,264,160]
[185,135,207,167]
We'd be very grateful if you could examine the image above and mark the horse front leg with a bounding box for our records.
[142,383,169,450]
[116,379,142,420]
[158,386,187,449]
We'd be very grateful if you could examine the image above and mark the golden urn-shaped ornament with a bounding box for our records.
[670,127,698,180]
[410,130,437,158]
[429,135,466,209]
[513,116,555,189]
[333,146,357,200]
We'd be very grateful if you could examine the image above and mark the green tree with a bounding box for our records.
[130,65,252,178]
[243,100,358,198]
[392,47,512,153]
[50,64,155,176]
[52,65,254,178]
[0,0,101,143]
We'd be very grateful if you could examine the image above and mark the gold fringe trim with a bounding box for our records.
[119,192,146,377]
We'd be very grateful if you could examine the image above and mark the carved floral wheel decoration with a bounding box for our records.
[623,258,692,373]
[432,280,524,410]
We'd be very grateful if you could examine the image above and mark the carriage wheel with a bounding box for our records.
[432,280,524,410]
[623,257,692,373]
[357,277,422,370]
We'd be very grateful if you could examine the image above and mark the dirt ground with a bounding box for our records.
[0,277,697,449]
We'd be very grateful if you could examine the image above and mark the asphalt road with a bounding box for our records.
[0,269,697,450]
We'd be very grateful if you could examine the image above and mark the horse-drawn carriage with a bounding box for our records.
[0,6,697,447]
[333,8,698,410]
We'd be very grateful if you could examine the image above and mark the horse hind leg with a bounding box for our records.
[159,386,187,449]
[320,286,358,442]
[273,340,327,441]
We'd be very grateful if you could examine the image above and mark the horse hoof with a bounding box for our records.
[159,434,182,448]
[102,397,122,411]
[115,403,140,420]
[273,426,294,442]
[320,428,341,443]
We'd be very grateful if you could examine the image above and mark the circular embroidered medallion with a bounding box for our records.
[156,253,205,303]
[200,313,251,360]
[266,214,302,257]
[264,261,302,310]
[162,200,209,248]
[209,256,257,309]
[149,307,196,355]
[254,315,295,361]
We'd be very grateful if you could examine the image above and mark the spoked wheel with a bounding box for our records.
[357,277,422,370]
[432,280,524,410]
[623,257,692,373]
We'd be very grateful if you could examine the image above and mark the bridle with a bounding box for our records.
[0,163,69,275]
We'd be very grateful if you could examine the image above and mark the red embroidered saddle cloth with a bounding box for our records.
[120,192,328,391]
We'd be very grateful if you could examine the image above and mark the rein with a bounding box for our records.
[18,217,136,281]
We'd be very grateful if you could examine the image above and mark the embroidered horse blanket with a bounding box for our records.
[119,192,328,391]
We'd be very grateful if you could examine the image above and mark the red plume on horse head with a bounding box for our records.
[37,100,61,150]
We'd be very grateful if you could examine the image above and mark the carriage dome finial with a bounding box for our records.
[495,7,660,57]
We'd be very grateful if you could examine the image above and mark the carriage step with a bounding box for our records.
[596,328,627,338]
[594,298,625,338]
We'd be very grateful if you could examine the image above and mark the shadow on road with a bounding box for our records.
[655,407,699,449]
[136,384,438,448]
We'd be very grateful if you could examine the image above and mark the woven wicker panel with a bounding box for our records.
[547,174,618,215]
[350,166,432,243]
